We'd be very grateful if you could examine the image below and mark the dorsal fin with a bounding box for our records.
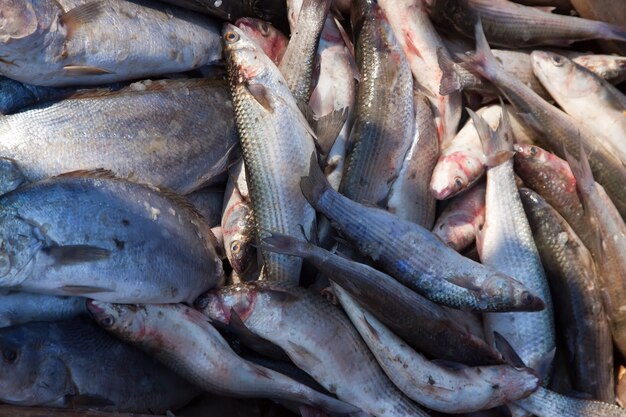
[53,169,118,180]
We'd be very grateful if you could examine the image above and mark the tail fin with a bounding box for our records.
[460,19,500,81]
[467,106,515,167]
[261,232,313,259]
[597,21,626,43]
[437,48,462,95]
[300,153,331,206]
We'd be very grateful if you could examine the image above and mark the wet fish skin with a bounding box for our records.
[433,181,486,253]
[565,150,626,359]
[87,302,358,414]
[261,232,505,365]
[463,20,626,219]
[0,78,239,195]
[155,0,287,27]
[386,92,439,228]
[570,53,626,84]
[301,155,545,312]
[516,387,626,417]
[378,0,462,147]
[0,293,87,327]
[0,318,199,412]
[519,187,614,403]
[335,285,539,413]
[224,23,317,284]
[531,50,626,155]
[340,0,414,205]
[235,18,288,65]
[426,0,626,47]
[188,187,225,229]
[0,0,222,87]
[0,173,224,303]
[198,282,431,417]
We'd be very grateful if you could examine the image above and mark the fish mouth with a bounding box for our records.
[85,299,106,317]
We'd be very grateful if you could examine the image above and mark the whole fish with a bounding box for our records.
[378,0,462,147]
[222,161,258,280]
[335,285,540,413]
[0,0,222,86]
[87,302,357,414]
[261,232,504,365]
[463,21,626,218]
[0,293,87,327]
[519,188,614,402]
[280,0,331,109]
[339,0,414,205]
[301,155,545,312]
[0,78,239,195]
[0,318,200,412]
[235,18,288,65]
[430,105,502,200]
[531,51,626,155]
[0,172,224,303]
[433,181,486,253]
[197,282,431,417]
[516,387,626,417]
[469,109,555,381]
[565,150,626,359]
[426,0,626,47]
[386,92,439,228]
[223,24,317,284]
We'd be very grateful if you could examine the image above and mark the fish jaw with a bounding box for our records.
[195,285,258,326]
[430,152,485,199]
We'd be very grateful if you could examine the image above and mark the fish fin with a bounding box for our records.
[459,19,499,81]
[564,144,595,195]
[63,65,113,76]
[287,340,322,365]
[42,245,111,265]
[468,106,514,166]
[264,287,299,303]
[53,168,118,180]
[431,359,469,370]
[413,79,436,99]
[313,108,349,156]
[261,232,311,258]
[597,22,626,43]
[361,315,381,343]
[229,307,253,335]
[69,394,116,408]
[531,6,556,13]
[536,347,556,379]
[246,83,274,112]
[437,48,462,95]
[57,285,114,294]
[59,2,104,39]
[516,112,543,134]
[493,332,526,368]
[311,52,322,93]
[332,17,355,59]
[300,153,331,206]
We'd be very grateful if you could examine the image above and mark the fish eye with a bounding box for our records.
[521,291,534,305]
[231,240,242,254]
[224,31,240,44]
[260,22,270,36]
[529,146,537,156]
[551,55,564,67]
[3,348,18,364]
[453,176,464,189]
[100,315,115,328]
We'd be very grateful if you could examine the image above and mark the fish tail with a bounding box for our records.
[261,232,312,259]
[461,19,499,81]
[437,48,462,95]
[597,21,626,43]
[468,106,515,167]
[300,153,331,206]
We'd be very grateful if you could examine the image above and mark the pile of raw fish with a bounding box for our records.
[0,0,625,416]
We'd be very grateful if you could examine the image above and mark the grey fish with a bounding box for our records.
[188,187,226,229]
[517,387,626,417]
[339,0,414,205]
[519,187,614,402]
[0,292,87,328]
[261,232,505,365]
[463,20,626,219]
[386,92,439,228]
[0,171,224,303]
[426,0,626,47]
[198,282,431,417]
[335,285,539,414]
[300,155,545,312]
[0,318,200,412]
[0,0,222,86]
[223,24,317,284]
[87,301,358,414]
[469,108,555,382]
[0,78,239,195]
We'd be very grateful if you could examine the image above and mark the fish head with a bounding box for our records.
[223,23,270,84]
[235,18,288,65]
[430,152,484,199]
[479,272,545,312]
[531,51,591,98]
[434,215,477,252]
[513,144,575,190]
[223,209,257,276]
[87,300,146,343]
[0,0,40,44]
[195,283,258,326]
[0,157,26,196]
